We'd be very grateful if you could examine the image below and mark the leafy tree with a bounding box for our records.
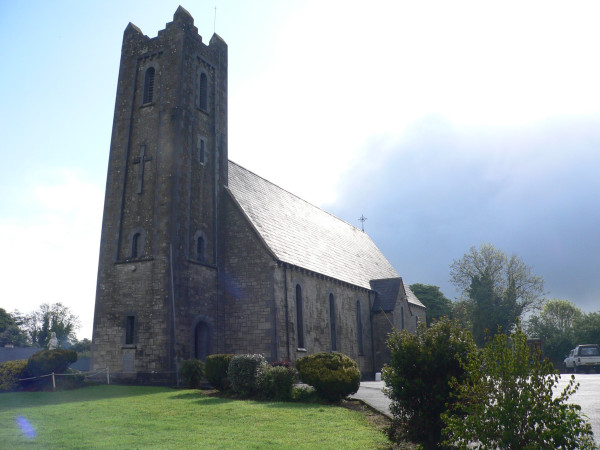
[573,311,600,346]
[0,308,14,331]
[382,318,476,448]
[70,338,92,356]
[409,284,453,326]
[25,303,80,348]
[526,299,582,367]
[450,243,545,345]
[442,324,595,449]
[0,309,29,347]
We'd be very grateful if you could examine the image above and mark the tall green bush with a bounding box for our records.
[0,359,28,392]
[228,354,267,397]
[205,354,234,391]
[179,359,205,389]
[382,318,475,448]
[442,324,596,449]
[295,352,360,402]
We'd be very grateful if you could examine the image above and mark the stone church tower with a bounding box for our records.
[92,7,426,384]
[92,7,227,383]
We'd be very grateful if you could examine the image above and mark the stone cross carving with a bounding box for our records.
[133,145,152,194]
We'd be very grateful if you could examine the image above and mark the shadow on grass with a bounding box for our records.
[168,391,234,405]
[0,384,177,411]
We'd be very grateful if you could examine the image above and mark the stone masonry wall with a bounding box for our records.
[221,194,277,359]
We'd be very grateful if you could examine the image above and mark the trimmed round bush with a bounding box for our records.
[261,365,297,401]
[179,359,205,389]
[296,352,360,402]
[228,354,267,397]
[27,349,77,377]
[205,354,234,391]
[0,359,28,392]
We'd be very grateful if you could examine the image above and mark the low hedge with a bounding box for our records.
[296,352,360,402]
[205,354,234,391]
[0,359,28,392]
[179,359,205,388]
[261,365,297,401]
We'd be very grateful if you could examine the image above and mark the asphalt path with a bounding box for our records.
[353,374,600,442]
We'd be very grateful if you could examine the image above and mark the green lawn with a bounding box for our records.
[0,385,390,448]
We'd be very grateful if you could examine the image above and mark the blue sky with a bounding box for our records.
[1,1,600,339]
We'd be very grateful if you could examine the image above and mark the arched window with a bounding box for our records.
[194,321,211,360]
[416,316,419,329]
[131,232,142,258]
[329,294,337,351]
[356,300,364,355]
[196,235,205,261]
[296,284,304,349]
[401,306,405,330]
[199,72,208,110]
[143,67,155,104]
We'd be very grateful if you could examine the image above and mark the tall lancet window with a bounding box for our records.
[199,72,208,110]
[356,300,364,355]
[143,67,155,104]
[329,294,337,351]
[296,284,305,349]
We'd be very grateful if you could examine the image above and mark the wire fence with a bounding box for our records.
[17,367,110,391]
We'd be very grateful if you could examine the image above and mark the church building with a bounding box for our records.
[91,7,426,384]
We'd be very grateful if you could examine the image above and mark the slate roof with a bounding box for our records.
[370,278,425,312]
[227,161,403,291]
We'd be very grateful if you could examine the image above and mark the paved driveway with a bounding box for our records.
[354,374,600,442]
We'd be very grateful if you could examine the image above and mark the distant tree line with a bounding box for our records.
[411,243,599,365]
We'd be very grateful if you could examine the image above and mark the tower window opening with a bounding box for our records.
[125,316,135,345]
[196,235,205,261]
[131,232,142,258]
[143,67,155,104]
[199,72,208,110]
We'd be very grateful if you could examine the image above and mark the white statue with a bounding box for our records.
[48,332,59,350]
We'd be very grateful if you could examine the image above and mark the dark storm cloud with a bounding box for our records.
[326,114,600,312]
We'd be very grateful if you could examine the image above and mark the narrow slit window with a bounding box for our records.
[143,67,155,104]
[296,285,304,349]
[199,72,208,110]
[329,294,337,351]
[401,306,405,330]
[198,138,205,164]
[125,316,135,345]
[196,235,204,261]
[356,300,364,355]
[131,232,142,258]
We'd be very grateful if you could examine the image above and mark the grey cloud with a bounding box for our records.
[326,114,600,312]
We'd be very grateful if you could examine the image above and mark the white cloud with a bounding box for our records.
[0,169,103,339]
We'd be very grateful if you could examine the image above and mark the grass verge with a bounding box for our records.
[1,385,390,448]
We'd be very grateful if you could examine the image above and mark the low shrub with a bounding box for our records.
[179,359,205,389]
[295,352,360,402]
[0,359,28,392]
[205,354,234,391]
[261,365,297,401]
[27,349,78,377]
[270,359,293,368]
[228,354,267,397]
